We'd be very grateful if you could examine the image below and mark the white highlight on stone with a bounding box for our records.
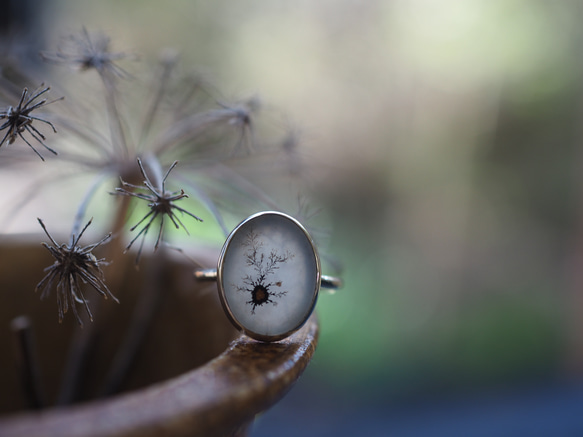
[218,211,320,341]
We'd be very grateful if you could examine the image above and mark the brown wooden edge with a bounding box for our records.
[0,315,319,437]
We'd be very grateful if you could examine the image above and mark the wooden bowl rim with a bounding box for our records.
[0,314,318,437]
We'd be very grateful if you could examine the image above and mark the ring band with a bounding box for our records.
[194,211,342,342]
[194,269,342,289]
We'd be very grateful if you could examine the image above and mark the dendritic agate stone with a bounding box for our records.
[218,211,320,341]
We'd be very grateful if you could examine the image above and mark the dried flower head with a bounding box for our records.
[36,218,118,325]
[0,86,63,160]
[41,27,133,79]
[215,97,259,155]
[114,158,203,263]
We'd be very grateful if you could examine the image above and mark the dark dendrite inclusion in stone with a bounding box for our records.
[233,229,294,314]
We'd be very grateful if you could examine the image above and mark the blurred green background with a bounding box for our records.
[10,0,583,434]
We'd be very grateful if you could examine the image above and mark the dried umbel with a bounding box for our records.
[0,26,329,415]
[36,218,118,325]
[0,28,310,325]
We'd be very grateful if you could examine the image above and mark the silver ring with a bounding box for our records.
[195,211,342,342]
[194,270,342,289]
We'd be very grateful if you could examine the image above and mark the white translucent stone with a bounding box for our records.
[218,212,320,341]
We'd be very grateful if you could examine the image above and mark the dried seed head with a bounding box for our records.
[113,158,203,264]
[41,27,134,79]
[0,85,63,160]
[36,218,118,325]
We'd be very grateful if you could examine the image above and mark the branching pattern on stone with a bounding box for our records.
[233,229,294,314]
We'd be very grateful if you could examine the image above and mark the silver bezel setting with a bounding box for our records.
[217,211,321,342]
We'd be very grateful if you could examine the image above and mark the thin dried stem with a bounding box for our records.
[70,172,111,246]
[102,74,130,160]
[98,250,167,397]
[10,316,46,410]
[138,54,177,145]
[55,322,95,406]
